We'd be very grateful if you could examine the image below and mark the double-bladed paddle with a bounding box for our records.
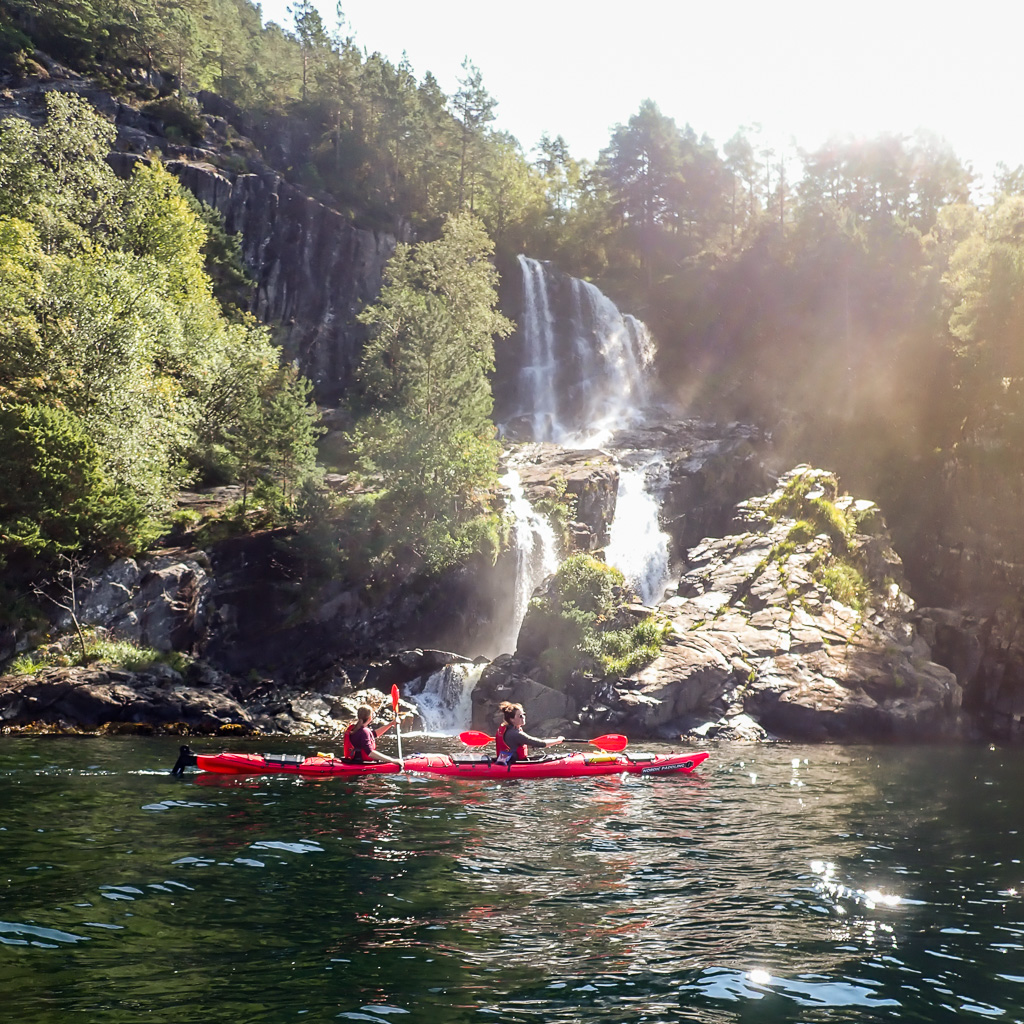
[458,730,628,753]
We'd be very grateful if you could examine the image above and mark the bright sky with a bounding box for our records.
[259,0,1024,190]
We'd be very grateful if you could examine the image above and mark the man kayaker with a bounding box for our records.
[344,705,404,768]
[496,701,564,764]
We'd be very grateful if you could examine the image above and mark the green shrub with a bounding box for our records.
[817,562,867,610]
[769,472,815,517]
[809,497,852,551]
[527,556,666,684]
[787,520,817,543]
[10,630,192,674]
[586,616,670,676]
[770,473,852,553]
[550,554,623,614]
[534,476,577,549]
[142,97,206,145]
[0,24,32,58]
[0,404,152,562]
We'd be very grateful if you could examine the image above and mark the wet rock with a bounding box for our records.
[495,466,964,742]
[0,666,257,734]
[471,660,575,735]
[511,444,619,551]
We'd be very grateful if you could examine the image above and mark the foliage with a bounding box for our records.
[533,476,577,549]
[525,554,667,684]
[0,94,320,565]
[142,96,206,144]
[549,554,623,615]
[786,520,818,544]
[770,473,850,552]
[8,0,1024,626]
[10,628,193,674]
[343,214,511,576]
[816,562,868,611]
[583,616,670,677]
[356,214,513,432]
[0,404,150,562]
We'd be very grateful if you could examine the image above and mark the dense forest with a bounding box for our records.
[3,0,1024,614]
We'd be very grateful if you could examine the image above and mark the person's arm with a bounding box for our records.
[374,712,413,738]
[504,725,565,750]
[368,749,404,767]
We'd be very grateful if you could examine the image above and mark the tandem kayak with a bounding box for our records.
[171,746,709,780]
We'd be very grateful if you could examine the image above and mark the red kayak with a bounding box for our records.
[171,746,709,780]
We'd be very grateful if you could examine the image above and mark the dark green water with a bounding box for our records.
[1,736,1023,1023]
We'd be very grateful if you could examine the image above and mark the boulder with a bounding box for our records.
[49,550,212,653]
[0,666,256,734]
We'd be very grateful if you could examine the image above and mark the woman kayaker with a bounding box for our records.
[495,701,564,764]
[344,705,404,768]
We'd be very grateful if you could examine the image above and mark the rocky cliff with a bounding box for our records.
[0,68,398,402]
[475,466,965,743]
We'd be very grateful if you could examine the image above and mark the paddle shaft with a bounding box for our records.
[459,730,627,752]
[391,686,403,761]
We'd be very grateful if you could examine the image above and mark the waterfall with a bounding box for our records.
[605,460,672,606]
[517,254,561,441]
[510,256,656,445]
[567,277,655,443]
[413,663,485,734]
[496,469,560,656]
[499,257,671,627]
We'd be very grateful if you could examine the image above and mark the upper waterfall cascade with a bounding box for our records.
[507,256,656,446]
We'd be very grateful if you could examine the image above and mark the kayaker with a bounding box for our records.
[344,705,404,768]
[496,701,564,764]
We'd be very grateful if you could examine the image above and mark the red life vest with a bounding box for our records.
[344,723,376,761]
[496,723,527,761]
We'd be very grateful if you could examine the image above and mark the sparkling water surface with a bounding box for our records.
[1,737,1022,1022]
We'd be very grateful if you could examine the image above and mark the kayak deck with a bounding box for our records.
[407,751,708,778]
[179,748,709,780]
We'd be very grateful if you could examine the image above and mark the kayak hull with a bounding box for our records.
[191,750,709,779]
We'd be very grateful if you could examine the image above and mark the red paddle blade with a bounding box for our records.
[590,734,628,752]
[459,730,492,746]
[390,684,399,713]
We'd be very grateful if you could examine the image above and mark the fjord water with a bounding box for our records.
[2,737,1023,1023]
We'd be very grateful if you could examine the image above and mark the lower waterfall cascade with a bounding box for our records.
[605,459,673,606]
[496,468,560,658]
[412,663,486,734]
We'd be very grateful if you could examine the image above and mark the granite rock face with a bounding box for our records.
[48,551,213,654]
[165,157,396,400]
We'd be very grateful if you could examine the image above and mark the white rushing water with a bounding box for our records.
[413,663,486,734]
[496,469,560,656]
[567,275,655,443]
[517,254,561,441]
[515,256,655,446]
[507,257,672,613]
[605,461,672,606]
